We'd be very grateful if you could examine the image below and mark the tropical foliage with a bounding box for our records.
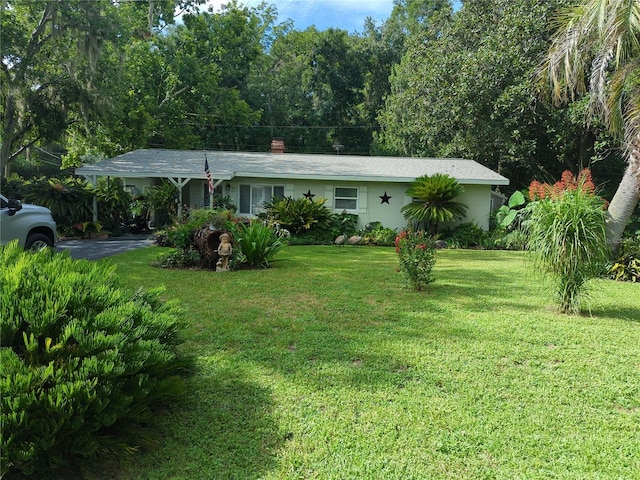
[0,242,189,479]
[441,222,489,249]
[234,221,284,268]
[260,196,333,236]
[359,222,398,246]
[147,181,179,227]
[401,173,467,234]
[496,191,527,229]
[22,177,93,228]
[538,0,640,252]
[152,209,237,268]
[525,170,609,314]
[609,234,640,282]
[94,177,132,233]
[5,175,137,233]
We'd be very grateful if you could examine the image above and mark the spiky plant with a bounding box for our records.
[401,173,467,234]
[235,221,284,268]
[525,178,609,314]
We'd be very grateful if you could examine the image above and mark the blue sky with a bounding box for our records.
[203,0,396,32]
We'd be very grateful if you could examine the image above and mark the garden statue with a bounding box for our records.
[216,233,232,272]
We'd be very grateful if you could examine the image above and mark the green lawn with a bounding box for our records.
[95,246,639,479]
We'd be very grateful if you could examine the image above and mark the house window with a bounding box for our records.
[334,187,358,212]
[239,184,284,215]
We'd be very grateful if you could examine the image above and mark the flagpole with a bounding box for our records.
[205,151,214,210]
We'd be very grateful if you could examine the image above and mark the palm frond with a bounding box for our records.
[402,174,467,232]
[541,0,640,141]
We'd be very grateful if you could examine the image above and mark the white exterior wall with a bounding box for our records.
[226,178,494,231]
[447,184,493,231]
[122,177,494,232]
[461,184,493,230]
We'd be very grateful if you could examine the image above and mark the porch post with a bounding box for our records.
[168,177,191,220]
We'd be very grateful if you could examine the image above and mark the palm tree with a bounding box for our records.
[401,173,467,234]
[538,0,640,253]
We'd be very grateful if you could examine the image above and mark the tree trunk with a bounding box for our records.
[605,146,640,254]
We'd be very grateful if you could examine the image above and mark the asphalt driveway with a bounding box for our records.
[56,234,155,260]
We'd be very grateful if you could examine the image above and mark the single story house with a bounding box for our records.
[75,148,509,231]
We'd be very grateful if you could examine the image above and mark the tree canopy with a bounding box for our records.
[537,0,640,251]
[0,0,633,235]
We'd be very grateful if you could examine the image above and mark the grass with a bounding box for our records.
[92,245,640,479]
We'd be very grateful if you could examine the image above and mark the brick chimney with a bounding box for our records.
[270,139,285,154]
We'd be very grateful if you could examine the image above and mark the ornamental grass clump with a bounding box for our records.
[235,220,284,268]
[525,169,609,314]
[395,229,437,290]
[0,242,189,479]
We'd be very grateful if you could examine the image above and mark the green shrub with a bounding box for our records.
[330,212,359,238]
[609,235,640,282]
[288,212,360,245]
[395,230,437,290]
[492,229,528,250]
[147,181,179,227]
[162,210,235,249]
[94,177,132,234]
[441,222,488,249]
[361,222,397,246]
[0,242,189,478]
[153,210,239,269]
[23,177,93,228]
[261,196,333,236]
[152,248,202,269]
[235,221,284,268]
[0,174,28,199]
[209,194,237,212]
[525,172,608,314]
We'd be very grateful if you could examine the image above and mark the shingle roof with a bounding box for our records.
[76,149,509,185]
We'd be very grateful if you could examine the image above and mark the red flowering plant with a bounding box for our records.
[395,229,437,290]
[528,168,597,202]
[524,169,609,314]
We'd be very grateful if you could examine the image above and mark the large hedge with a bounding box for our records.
[0,242,189,478]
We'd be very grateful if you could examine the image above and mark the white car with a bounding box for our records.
[0,193,57,250]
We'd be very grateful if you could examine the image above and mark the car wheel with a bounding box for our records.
[25,233,53,251]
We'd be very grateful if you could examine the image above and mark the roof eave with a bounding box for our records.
[76,170,233,181]
[231,172,509,185]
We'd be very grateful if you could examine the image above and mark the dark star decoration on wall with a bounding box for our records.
[303,189,315,200]
[379,192,392,204]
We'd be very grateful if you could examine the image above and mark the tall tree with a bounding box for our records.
[386,0,452,39]
[1,0,107,177]
[538,0,640,252]
[252,26,367,154]
[0,0,197,177]
[376,0,622,192]
[65,1,266,156]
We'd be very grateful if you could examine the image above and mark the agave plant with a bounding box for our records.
[401,173,467,234]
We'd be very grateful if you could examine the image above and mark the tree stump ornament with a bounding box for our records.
[193,226,233,270]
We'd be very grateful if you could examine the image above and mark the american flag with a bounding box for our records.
[204,154,214,195]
